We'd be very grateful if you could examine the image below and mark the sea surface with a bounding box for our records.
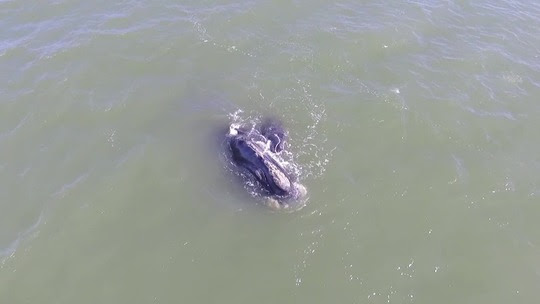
[1,0,540,303]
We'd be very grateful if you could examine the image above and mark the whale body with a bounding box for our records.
[226,119,306,207]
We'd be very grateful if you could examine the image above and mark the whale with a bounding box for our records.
[226,119,306,208]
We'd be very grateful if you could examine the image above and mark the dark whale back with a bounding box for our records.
[229,136,291,197]
[226,118,306,208]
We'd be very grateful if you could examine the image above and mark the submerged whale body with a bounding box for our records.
[227,119,306,209]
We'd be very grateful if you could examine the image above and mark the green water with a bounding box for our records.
[1,0,539,303]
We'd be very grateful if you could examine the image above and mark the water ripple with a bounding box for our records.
[1,210,44,265]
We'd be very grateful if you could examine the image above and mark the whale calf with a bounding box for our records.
[226,119,306,209]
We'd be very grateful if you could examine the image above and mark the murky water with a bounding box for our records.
[1,1,539,303]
